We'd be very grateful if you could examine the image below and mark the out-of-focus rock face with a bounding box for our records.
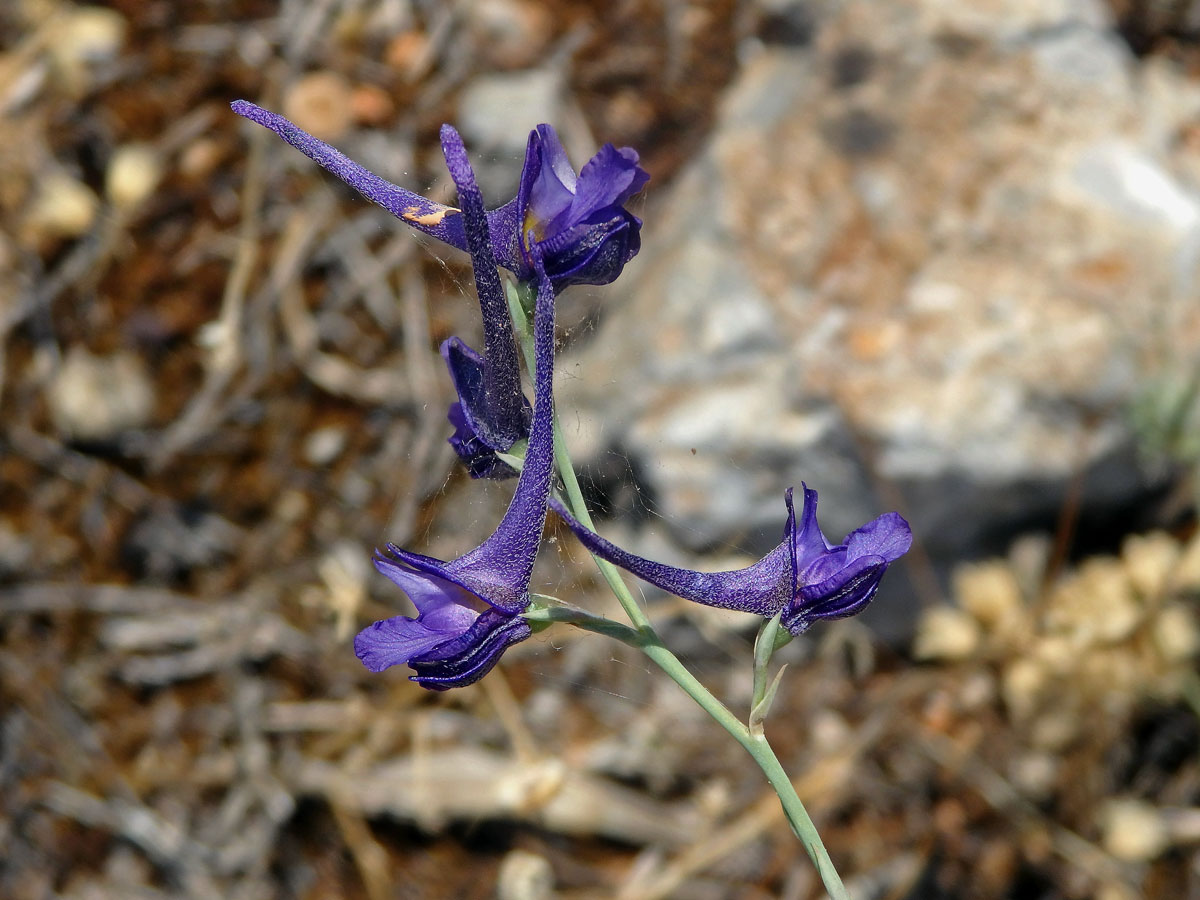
[561,0,1200,592]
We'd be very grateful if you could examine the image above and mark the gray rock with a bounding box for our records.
[559,0,1200,633]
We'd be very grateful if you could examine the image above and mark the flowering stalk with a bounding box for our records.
[507,281,850,900]
[234,102,900,895]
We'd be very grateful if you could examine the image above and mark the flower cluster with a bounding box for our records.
[233,101,911,688]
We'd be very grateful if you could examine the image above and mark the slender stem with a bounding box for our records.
[508,278,848,899]
[524,603,642,644]
[743,734,849,896]
[539,604,847,898]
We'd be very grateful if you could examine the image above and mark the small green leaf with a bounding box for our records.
[749,664,788,737]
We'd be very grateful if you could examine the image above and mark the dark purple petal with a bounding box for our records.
[439,126,527,450]
[784,558,889,634]
[408,610,534,690]
[231,100,470,251]
[446,401,518,480]
[537,210,643,287]
[784,504,912,633]
[549,499,794,618]
[438,338,528,479]
[441,339,487,429]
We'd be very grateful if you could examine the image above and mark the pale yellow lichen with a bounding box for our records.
[955,559,1024,634]
[914,606,981,662]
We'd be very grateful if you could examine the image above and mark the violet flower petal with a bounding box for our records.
[565,143,650,228]
[791,484,834,570]
[783,500,911,631]
[535,209,643,288]
[526,125,578,230]
[354,609,472,673]
[785,556,890,634]
[446,398,518,480]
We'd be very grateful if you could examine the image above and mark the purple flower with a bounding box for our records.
[230,102,648,288]
[354,251,558,690]
[552,485,911,635]
[505,124,650,287]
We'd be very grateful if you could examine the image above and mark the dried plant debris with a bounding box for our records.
[910,528,1200,892]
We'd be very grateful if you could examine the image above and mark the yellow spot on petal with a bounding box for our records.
[402,206,456,226]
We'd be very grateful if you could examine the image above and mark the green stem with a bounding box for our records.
[508,279,847,899]
[536,603,847,898]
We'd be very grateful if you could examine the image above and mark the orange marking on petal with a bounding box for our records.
[402,206,457,226]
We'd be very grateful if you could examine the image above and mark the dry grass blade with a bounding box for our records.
[296,747,702,846]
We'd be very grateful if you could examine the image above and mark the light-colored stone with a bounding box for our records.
[496,849,555,900]
[459,69,562,152]
[913,606,981,661]
[1102,798,1169,861]
[303,426,348,466]
[49,6,127,88]
[1121,531,1179,600]
[1153,604,1200,663]
[106,144,162,211]
[25,173,98,239]
[954,561,1023,633]
[48,347,155,441]
[282,71,355,143]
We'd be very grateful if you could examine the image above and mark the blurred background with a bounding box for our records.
[3,0,1200,897]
